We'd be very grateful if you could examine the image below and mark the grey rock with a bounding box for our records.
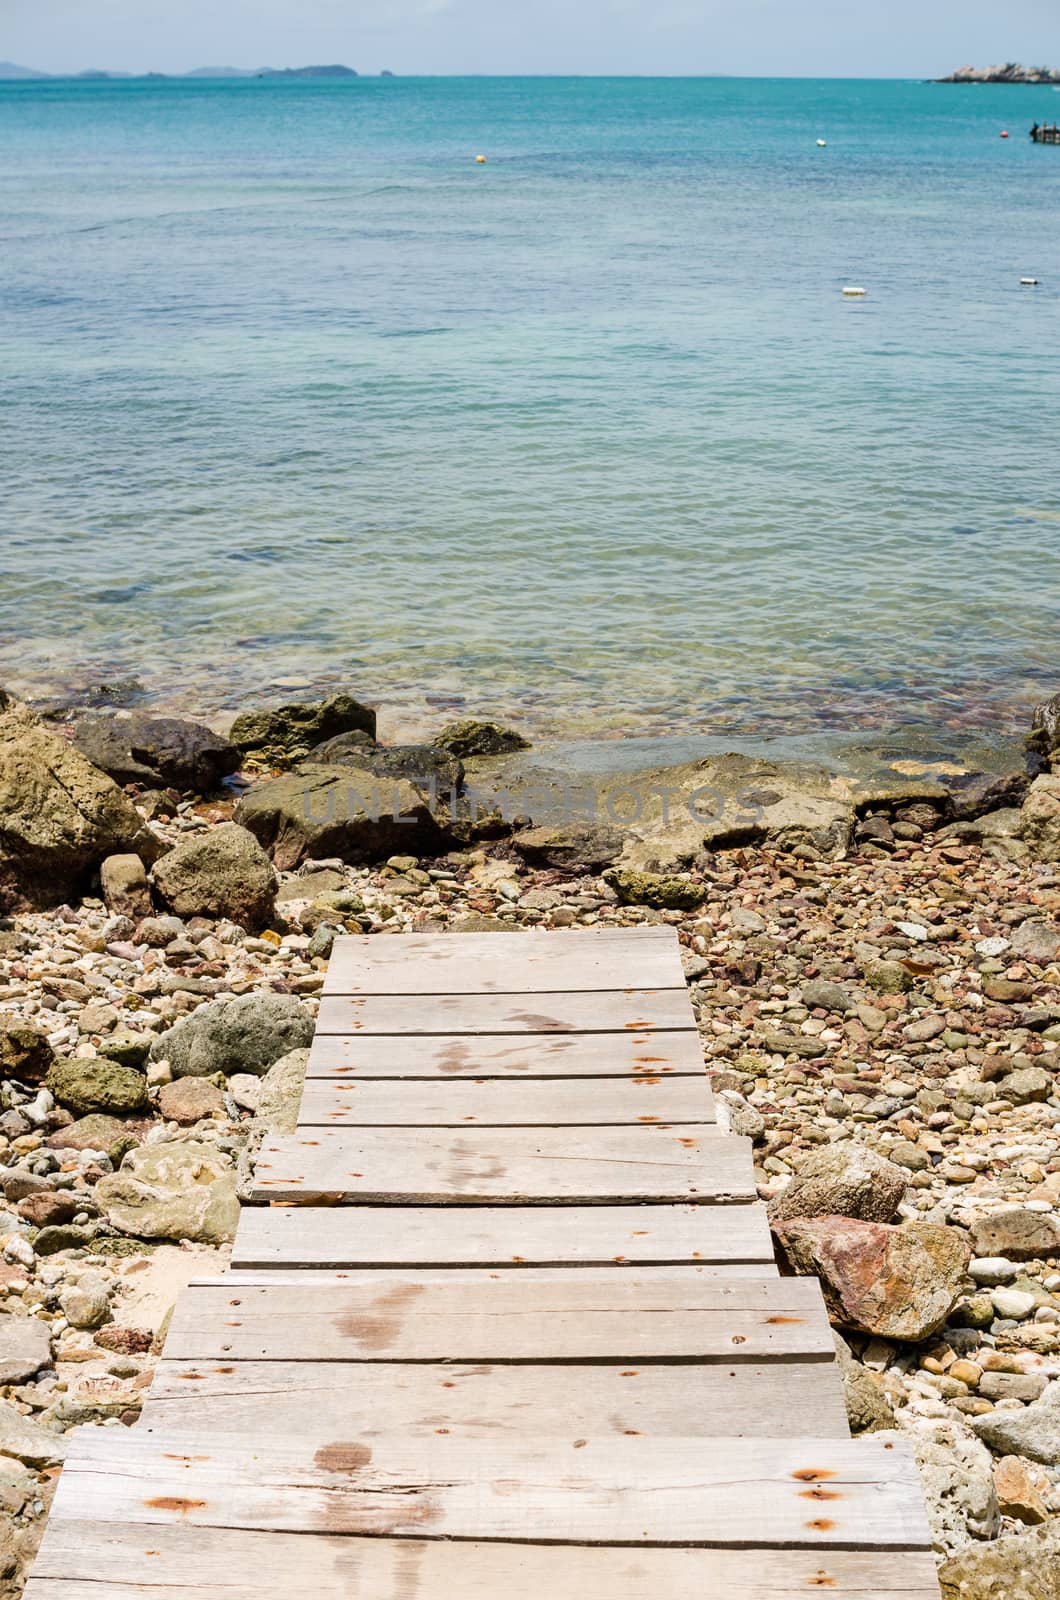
[151,821,278,928]
[306,740,464,796]
[0,1399,67,1466]
[70,711,239,792]
[875,1425,998,1555]
[768,1142,908,1225]
[99,852,152,919]
[150,992,314,1079]
[95,1140,239,1243]
[1009,917,1060,965]
[254,1047,309,1136]
[995,1067,1052,1105]
[800,979,855,1014]
[973,1379,1060,1464]
[0,1315,52,1383]
[513,822,625,874]
[435,719,530,758]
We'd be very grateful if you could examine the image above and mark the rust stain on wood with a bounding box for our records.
[144,1497,206,1516]
[314,1443,373,1473]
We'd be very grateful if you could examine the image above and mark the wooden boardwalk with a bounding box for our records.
[27,927,941,1599]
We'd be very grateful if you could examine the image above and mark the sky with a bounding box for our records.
[4,0,1060,78]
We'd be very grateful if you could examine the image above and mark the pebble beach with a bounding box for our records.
[0,686,1057,1593]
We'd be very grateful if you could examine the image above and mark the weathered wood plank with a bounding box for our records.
[232,1203,771,1269]
[145,1358,850,1438]
[25,1524,944,1600]
[296,1074,714,1127]
[324,928,686,996]
[316,990,694,1036]
[163,1275,834,1362]
[306,1029,707,1079]
[251,1126,755,1204]
[46,1429,933,1549]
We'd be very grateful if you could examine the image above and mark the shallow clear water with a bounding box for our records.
[1,75,1058,741]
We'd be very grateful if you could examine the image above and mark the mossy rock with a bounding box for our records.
[435,719,530,759]
[46,1057,150,1117]
[230,694,376,769]
[603,868,707,911]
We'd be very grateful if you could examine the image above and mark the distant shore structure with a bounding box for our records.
[937,62,1060,84]
[1031,124,1060,144]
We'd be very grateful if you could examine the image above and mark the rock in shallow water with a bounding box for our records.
[230,694,376,767]
[772,1216,970,1341]
[150,992,314,1079]
[69,711,239,793]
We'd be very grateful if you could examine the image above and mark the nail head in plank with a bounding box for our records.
[48,1429,934,1549]
[232,1203,770,1270]
[316,989,695,1037]
[145,1358,850,1440]
[162,1274,834,1362]
[296,1075,715,1128]
[251,1126,755,1204]
[25,1524,944,1600]
[306,1029,707,1080]
[323,928,687,996]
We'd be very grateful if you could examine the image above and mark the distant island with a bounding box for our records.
[937,62,1060,84]
[0,61,370,81]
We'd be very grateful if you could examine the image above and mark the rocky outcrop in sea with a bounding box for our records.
[938,63,1060,84]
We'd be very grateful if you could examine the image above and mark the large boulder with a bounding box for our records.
[972,1379,1060,1465]
[45,1057,150,1117]
[94,1141,239,1243]
[435,719,530,758]
[69,712,239,793]
[230,694,376,768]
[235,765,444,869]
[938,1518,1060,1600]
[1022,774,1060,863]
[875,1425,998,1555]
[1028,691,1060,765]
[150,992,315,1079]
[0,1017,54,1087]
[0,692,161,911]
[768,1143,908,1226]
[772,1216,970,1342]
[150,822,277,928]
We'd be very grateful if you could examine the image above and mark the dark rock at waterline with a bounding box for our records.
[1029,692,1060,766]
[235,765,445,869]
[69,712,239,793]
[230,694,376,767]
[939,768,1032,822]
[305,738,464,794]
[513,822,625,874]
[0,691,163,912]
[435,719,530,759]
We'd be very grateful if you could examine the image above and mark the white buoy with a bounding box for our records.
[842,286,867,297]
[817,138,827,147]
[1020,277,1040,286]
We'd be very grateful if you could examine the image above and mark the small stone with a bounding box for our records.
[99,853,152,919]
[0,1315,52,1383]
[45,1057,149,1116]
[996,1067,1052,1105]
[768,1143,908,1225]
[151,821,278,929]
[973,1380,1060,1465]
[994,1456,1049,1525]
[96,1032,152,1069]
[863,960,912,994]
[969,1256,1019,1285]
[157,1077,226,1125]
[150,992,314,1079]
[937,1518,1060,1600]
[602,869,706,911]
[0,1017,55,1086]
[972,1209,1060,1261]
[0,1398,67,1467]
[903,1013,947,1042]
[991,1288,1038,1320]
[94,1140,239,1244]
[16,1192,79,1228]
[949,1359,983,1388]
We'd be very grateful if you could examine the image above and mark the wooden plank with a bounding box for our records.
[25,1524,944,1600]
[45,1428,933,1549]
[162,1275,834,1363]
[232,1203,771,1269]
[316,990,694,1036]
[323,928,686,996]
[251,1126,755,1204]
[306,1029,707,1079]
[145,1358,851,1439]
[296,1074,715,1127]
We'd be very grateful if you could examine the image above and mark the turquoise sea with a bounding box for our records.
[0,75,1058,741]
